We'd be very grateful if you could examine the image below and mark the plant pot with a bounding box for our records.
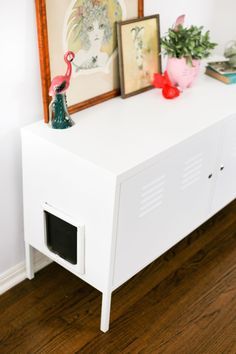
[166,57,201,90]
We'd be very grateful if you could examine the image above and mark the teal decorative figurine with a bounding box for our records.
[49,51,75,129]
[224,41,236,68]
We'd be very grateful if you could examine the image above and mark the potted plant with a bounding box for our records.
[161,15,217,90]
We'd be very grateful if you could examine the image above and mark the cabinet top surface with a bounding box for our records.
[23,76,236,177]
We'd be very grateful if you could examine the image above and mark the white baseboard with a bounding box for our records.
[0,251,52,295]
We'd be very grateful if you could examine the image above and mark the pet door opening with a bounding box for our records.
[45,211,77,265]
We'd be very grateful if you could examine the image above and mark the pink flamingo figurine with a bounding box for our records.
[48,51,75,129]
[49,51,75,97]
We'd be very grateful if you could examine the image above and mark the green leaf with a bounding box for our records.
[161,23,217,59]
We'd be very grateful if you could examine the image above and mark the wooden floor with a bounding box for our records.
[0,201,236,354]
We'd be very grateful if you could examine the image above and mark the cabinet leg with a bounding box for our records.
[25,242,34,280]
[100,291,112,333]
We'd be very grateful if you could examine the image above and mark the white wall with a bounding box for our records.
[211,0,236,54]
[0,1,42,274]
[0,0,235,280]
[145,0,236,55]
[145,0,215,35]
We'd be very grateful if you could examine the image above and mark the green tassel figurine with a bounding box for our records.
[50,93,74,129]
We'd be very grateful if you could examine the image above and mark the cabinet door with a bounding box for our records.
[211,115,236,214]
[113,125,220,288]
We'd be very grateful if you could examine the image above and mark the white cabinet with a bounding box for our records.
[22,78,236,332]
[114,124,221,287]
[114,116,236,288]
[211,115,236,214]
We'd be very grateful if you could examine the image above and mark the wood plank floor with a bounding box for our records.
[0,201,236,354]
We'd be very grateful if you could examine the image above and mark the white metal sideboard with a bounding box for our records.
[21,76,236,332]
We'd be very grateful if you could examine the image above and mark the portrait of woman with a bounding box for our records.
[65,0,124,75]
[39,0,140,110]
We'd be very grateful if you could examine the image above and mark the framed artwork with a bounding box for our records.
[117,15,161,98]
[35,0,144,123]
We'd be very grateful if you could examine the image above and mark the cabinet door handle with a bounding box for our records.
[220,165,224,171]
[208,173,213,179]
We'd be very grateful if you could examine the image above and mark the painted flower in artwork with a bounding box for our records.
[131,26,145,70]
[65,0,123,73]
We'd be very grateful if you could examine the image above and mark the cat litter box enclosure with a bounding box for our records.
[22,77,236,332]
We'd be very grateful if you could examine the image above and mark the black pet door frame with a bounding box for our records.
[43,202,85,274]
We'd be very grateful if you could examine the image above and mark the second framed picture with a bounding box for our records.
[117,15,161,98]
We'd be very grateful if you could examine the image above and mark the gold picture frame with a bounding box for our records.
[117,15,161,98]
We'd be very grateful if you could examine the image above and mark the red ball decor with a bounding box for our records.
[153,71,180,99]
[162,84,180,99]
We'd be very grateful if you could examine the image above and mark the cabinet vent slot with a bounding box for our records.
[139,175,165,217]
[181,154,203,190]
